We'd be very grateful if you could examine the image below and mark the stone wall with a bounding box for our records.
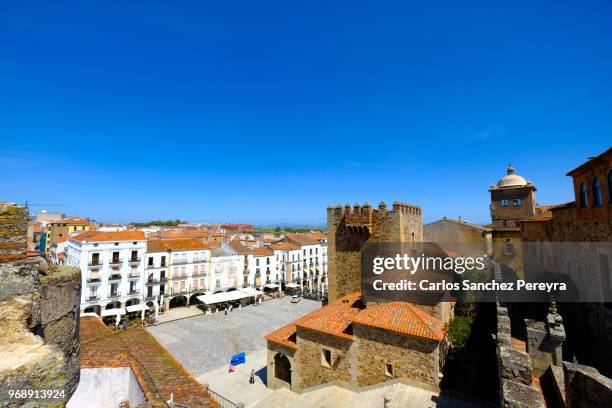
[495,306,545,408]
[563,362,612,407]
[266,342,298,391]
[0,202,81,407]
[353,325,439,387]
[295,328,353,390]
[327,201,422,301]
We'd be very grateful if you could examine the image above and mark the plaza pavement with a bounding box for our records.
[146,297,320,406]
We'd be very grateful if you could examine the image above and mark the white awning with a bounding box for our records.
[196,290,253,305]
[264,283,279,289]
[126,304,149,313]
[101,308,126,317]
[239,287,261,297]
[285,283,299,288]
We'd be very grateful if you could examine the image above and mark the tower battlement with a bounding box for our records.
[326,199,423,301]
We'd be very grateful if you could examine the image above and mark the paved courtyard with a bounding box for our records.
[147,296,319,377]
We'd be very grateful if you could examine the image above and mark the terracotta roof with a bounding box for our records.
[263,237,281,243]
[253,247,274,256]
[266,293,446,349]
[566,147,612,176]
[71,230,145,242]
[49,217,90,226]
[265,323,298,350]
[80,316,218,407]
[226,240,252,254]
[425,218,492,232]
[147,238,215,253]
[271,242,300,251]
[285,233,320,246]
[352,302,444,341]
[307,231,326,241]
[161,229,210,239]
[53,235,68,244]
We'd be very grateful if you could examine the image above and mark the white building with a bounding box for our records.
[66,230,147,316]
[286,233,328,296]
[272,242,303,288]
[211,246,244,291]
[146,238,214,309]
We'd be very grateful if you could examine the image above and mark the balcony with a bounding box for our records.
[108,292,121,299]
[146,279,160,286]
[146,264,157,269]
[86,295,100,302]
[109,259,123,267]
[191,272,207,278]
[193,258,206,263]
[88,260,102,269]
[128,257,141,265]
[87,277,101,284]
[128,289,139,295]
[108,274,122,282]
[173,259,188,265]
[127,274,140,280]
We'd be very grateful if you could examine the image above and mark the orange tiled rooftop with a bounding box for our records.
[266,292,445,349]
[80,316,218,407]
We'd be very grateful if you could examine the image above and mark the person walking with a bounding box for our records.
[249,368,255,384]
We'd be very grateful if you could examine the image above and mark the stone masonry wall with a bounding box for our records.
[327,201,423,301]
[0,202,81,407]
[353,324,439,387]
[295,328,353,390]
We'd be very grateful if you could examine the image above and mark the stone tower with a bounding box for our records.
[326,201,423,301]
[489,164,537,229]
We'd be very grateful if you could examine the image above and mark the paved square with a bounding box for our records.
[146,297,320,376]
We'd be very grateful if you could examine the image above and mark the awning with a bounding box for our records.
[239,287,261,297]
[264,283,279,289]
[285,283,299,288]
[126,304,149,313]
[196,289,253,305]
[101,308,126,317]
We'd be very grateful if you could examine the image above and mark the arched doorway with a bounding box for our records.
[83,305,101,315]
[274,353,291,385]
[106,301,121,309]
[125,298,140,307]
[169,295,187,308]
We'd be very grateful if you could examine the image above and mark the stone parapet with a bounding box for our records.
[0,202,81,407]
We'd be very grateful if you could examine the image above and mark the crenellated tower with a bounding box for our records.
[326,200,423,301]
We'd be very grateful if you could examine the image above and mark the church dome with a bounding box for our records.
[496,164,528,188]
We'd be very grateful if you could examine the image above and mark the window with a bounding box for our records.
[321,348,332,368]
[504,241,514,255]
[501,199,509,207]
[580,183,588,208]
[593,178,603,207]
[148,257,153,266]
[384,363,394,377]
[513,197,522,206]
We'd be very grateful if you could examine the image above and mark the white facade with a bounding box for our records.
[246,251,276,288]
[273,245,303,286]
[210,248,244,291]
[66,234,147,314]
[167,249,211,296]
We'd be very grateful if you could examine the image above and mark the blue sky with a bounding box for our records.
[1,1,610,225]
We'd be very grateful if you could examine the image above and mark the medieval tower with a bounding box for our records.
[326,201,423,301]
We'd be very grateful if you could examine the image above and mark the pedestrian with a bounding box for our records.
[228,364,235,373]
[249,369,255,384]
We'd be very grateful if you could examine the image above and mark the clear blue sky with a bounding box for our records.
[1,1,610,225]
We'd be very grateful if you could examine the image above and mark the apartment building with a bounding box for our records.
[146,238,215,309]
[66,230,147,315]
[272,242,302,288]
[211,246,244,291]
[42,216,91,255]
[249,247,276,287]
[286,234,324,293]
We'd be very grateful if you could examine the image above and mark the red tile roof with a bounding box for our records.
[266,293,445,349]
[253,247,274,256]
[80,316,218,407]
[285,233,320,246]
[226,240,252,254]
[271,242,300,251]
[147,238,217,252]
[71,230,145,242]
[160,229,210,239]
[352,302,444,341]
